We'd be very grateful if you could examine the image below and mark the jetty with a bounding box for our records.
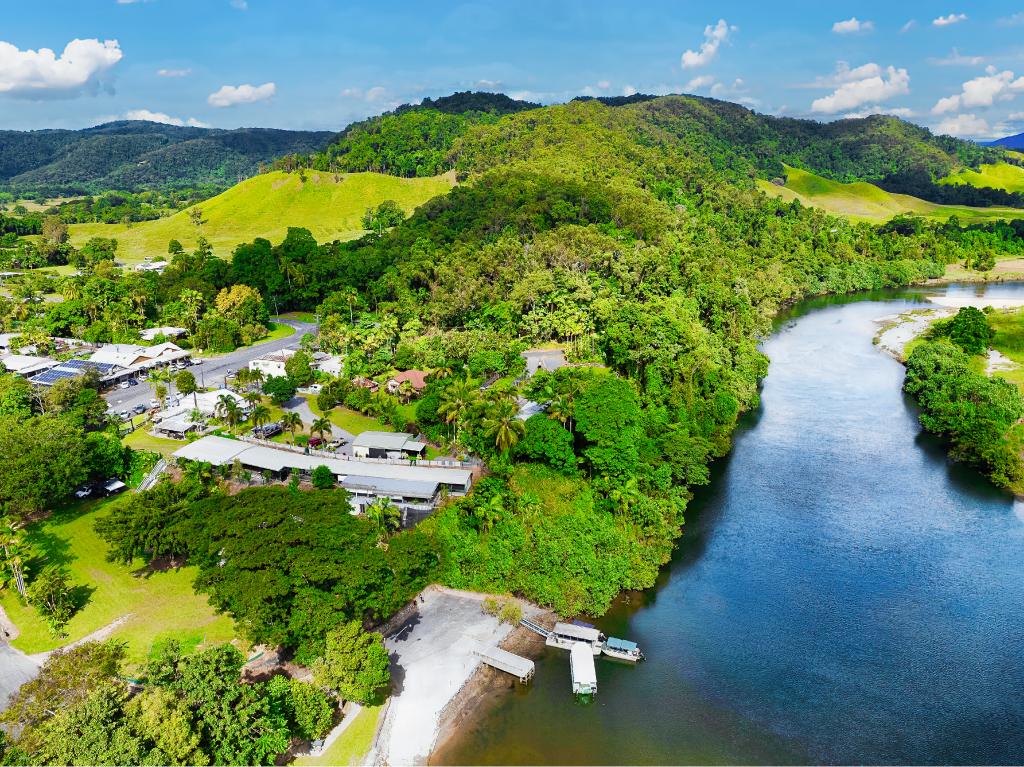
[547,621,603,655]
[467,638,535,683]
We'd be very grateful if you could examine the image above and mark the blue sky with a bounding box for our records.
[0,0,1021,140]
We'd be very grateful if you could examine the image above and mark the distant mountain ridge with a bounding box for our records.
[0,121,334,195]
[985,132,1024,149]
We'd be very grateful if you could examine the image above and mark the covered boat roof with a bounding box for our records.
[553,621,602,642]
[607,637,638,652]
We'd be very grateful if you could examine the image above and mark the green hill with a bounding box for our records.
[939,162,1024,195]
[66,169,455,262]
[756,166,1020,223]
[0,121,334,195]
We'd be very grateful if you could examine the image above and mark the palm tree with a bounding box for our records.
[547,395,571,430]
[251,405,272,437]
[365,496,400,543]
[608,477,641,517]
[311,416,332,444]
[248,368,265,389]
[0,514,31,597]
[217,398,242,435]
[233,368,250,389]
[281,411,303,444]
[483,399,526,451]
[476,493,505,532]
[437,379,479,443]
[243,390,262,409]
[59,278,83,302]
[398,380,415,404]
[343,286,358,324]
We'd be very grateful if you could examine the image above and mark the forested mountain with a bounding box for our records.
[311,92,1014,207]
[986,131,1024,149]
[0,121,334,196]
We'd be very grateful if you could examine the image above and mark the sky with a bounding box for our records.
[0,0,1022,141]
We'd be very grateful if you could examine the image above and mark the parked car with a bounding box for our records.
[119,381,130,389]
[149,398,159,409]
[74,485,93,499]
[133,404,146,414]
[191,359,202,365]
[127,378,138,387]
[119,410,130,419]
[326,439,343,450]
[308,437,325,448]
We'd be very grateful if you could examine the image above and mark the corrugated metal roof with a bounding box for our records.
[340,475,437,498]
[553,622,602,642]
[172,435,249,465]
[352,431,415,450]
[607,637,637,652]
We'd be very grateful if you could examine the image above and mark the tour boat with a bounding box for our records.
[602,636,645,662]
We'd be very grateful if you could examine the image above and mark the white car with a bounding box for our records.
[326,439,343,450]
[149,398,159,409]
[119,410,130,419]
[119,381,130,389]
[75,487,92,499]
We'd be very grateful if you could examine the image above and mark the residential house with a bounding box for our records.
[385,369,429,397]
[352,431,427,459]
[248,349,295,378]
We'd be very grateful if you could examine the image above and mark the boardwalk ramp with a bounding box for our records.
[467,639,535,683]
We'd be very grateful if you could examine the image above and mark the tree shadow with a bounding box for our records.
[23,524,75,571]
[70,583,96,613]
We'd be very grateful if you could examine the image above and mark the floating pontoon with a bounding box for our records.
[570,641,598,695]
[602,636,645,662]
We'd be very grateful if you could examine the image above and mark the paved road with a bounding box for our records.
[103,318,316,414]
[279,396,355,445]
[0,642,39,712]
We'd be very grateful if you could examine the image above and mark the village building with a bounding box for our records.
[248,349,295,378]
[351,431,427,459]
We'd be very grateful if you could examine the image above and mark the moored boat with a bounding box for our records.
[602,636,644,661]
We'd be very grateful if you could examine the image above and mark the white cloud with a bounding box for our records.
[475,79,503,91]
[934,113,990,137]
[623,85,637,96]
[842,106,916,119]
[597,80,610,90]
[1008,111,1024,120]
[933,13,967,26]
[681,19,735,69]
[928,48,985,66]
[799,61,884,89]
[932,68,1024,114]
[156,68,191,77]
[899,20,916,33]
[832,17,873,34]
[364,86,391,102]
[339,88,362,99]
[686,75,714,90]
[710,78,759,106]
[1000,12,1024,25]
[810,65,910,113]
[0,38,122,99]
[207,82,275,107]
[230,0,247,7]
[125,109,210,127]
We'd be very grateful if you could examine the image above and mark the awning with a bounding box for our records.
[607,637,637,652]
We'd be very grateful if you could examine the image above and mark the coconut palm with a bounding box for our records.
[217,397,242,435]
[0,514,31,597]
[59,278,83,302]
[437,379,479,443]
[547,395,571,430]
[243,390,262,409]
[365,496,400,543]
[281,411,303,444]
[311,416,332,444]
[483,399,527,451]
[398,379,415,404]
[251,405,272,437]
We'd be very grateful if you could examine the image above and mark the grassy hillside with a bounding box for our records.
[756,166,1021,223]
[66,170,455,262]
[939,162,1024,194]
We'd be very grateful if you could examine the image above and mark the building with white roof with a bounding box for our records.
[140,326,187,341]
[352,431,426,459]
[249,349,295,378]
[1,354,58,377]
[172,435,471,517]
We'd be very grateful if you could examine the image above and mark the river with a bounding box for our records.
[433,283,1024,766]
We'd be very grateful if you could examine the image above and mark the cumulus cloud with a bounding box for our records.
[810,65,910,113]
[0,38,122,99]
[799,61,885,89]
[933,13,967,26]
[899,20,916,33]
[928,48,985,66]
[597,80,610,90]
[623,85,637,96]
[710,78,759,106]
[475,79,503,91]
[681,19,735,69]
[339,88,362,98]
[1000,12,1024,25]
[832,17,873,34]
[934,113,990,137]
[931,67,1024,114]
[686,75,715,90]
[1009,111,1024,121]
[207,82,275,107]
[364,86,392,102]
[156,68,191,77]
[125,109,210,127]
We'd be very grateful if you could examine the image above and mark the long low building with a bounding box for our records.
[172,435,473,516]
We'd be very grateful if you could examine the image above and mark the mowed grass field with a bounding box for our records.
[65,170,456,263]
[939,162,1024,194]
[756,166,1024,224]
[0,499,237,665]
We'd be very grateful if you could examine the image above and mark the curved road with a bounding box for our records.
[104,318,317,413]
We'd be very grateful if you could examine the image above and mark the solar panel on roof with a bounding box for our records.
[30,369,78,385]
[55,358,117,374]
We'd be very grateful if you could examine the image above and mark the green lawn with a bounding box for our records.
[65,171,454,263]
[292,703,382,767]
[123,428,183,458]
[307,397,391,436]
[280,311,318,323]
[0,500,236,666]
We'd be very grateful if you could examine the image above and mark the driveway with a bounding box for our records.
[0,643,39,712]
[104,318,316,414]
